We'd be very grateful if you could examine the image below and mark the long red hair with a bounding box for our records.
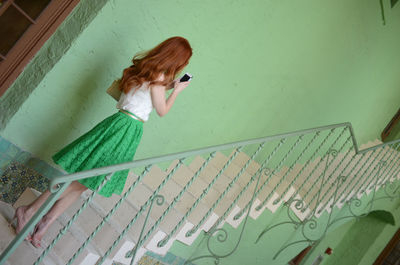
[119,36,192,93]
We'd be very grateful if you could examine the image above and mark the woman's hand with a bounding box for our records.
[151,79,191,117]
[172,80,190,94]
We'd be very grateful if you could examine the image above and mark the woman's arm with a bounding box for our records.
[151,81,190,117]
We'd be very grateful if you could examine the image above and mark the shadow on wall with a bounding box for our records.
[323,210,395,265]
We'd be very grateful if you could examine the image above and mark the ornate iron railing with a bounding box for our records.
[0,122,399,265]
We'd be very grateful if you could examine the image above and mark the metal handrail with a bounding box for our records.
[1,121,399,265]
[50,122,357,188]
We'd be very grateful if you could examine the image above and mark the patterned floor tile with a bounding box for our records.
[137,255,167,265]
[0,162,49,204]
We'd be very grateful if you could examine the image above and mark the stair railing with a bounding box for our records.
[0,122,399,265]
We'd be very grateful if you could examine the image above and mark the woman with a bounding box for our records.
[12,36,193,247]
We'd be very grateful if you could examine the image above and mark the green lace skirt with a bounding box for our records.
[52,111,143,197]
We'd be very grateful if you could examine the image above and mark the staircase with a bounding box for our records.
[0,123,399,265]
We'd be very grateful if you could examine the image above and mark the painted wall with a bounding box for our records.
[1,0,400,164]
[303,204,400,265]
[0,2,398,264]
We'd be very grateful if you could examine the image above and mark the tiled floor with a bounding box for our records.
[0,136,63,204]
[0,162,49,204]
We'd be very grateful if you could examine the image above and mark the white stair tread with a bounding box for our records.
[1,138,397,265]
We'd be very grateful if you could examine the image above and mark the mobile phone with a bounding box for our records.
[179,73,193,82]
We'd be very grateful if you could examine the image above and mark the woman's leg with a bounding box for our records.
[14,190,52,234]
[14,181,87,237]
[29,181,88,247]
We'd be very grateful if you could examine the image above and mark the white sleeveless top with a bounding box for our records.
[116,82,153,121]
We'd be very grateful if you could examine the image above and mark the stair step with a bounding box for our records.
[91,191,158,253]
[10,188,102,265]
[197,162,224,184]
[108,240,146,265]
[1,138,397,265]
[208,152,230,173]
[0,200,58,265]
[171,165,196,187]
[13,188,41,209]
[141,166,167,191]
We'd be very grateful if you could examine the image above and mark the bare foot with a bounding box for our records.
[30,216,52,248]
[13,206,32,234]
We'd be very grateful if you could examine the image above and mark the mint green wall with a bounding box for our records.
[0,0,399,264]
[1,0,400,163]
[306,213,394,265]
[358,209,400,265]
[168,185,400,265]
[303,203,400,265]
